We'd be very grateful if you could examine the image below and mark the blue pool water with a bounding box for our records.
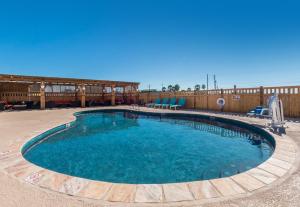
[23,110,274,184]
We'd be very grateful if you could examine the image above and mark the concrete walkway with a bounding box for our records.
[0,107,299,207]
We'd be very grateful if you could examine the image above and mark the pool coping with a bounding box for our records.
[0,106,298,206]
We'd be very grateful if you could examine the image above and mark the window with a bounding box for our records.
[105,87,112,93]
[116,87,123,93]
[45,85,52,92]
[61,85,75,92]
[29,84,40,92]
[52,85,61,92]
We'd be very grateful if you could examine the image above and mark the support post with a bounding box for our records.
[123,86,126,104]
[40,82,45,110]
[80,84,86,107]
[259,86,264,106]
[111,85,116,106]
[135,85,139,105]
[129,85,133,104]
[102,84,105,104]
[132,85,137,104]
[28,85,31,102]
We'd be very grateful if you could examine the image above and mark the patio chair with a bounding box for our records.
[146,98,160,108]
[0,102,4,111]
[154,98,169,108]
[170,98,186,110]
[162,97,176,109]
[1,101,13,110]
[13,101,27,110]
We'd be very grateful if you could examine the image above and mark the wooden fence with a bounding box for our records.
[1,81,299,118]
[138,86,300,118]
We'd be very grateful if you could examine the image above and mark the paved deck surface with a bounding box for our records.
[0,106,299,207]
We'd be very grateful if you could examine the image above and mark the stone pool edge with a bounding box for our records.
[0,106,298,206]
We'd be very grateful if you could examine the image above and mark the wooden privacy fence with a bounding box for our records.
[138,86,300,118]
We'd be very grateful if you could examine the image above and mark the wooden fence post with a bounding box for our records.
[221,89,224,112]
[147,89,150,104]
[206,90,209,110]
[193,90,196,109]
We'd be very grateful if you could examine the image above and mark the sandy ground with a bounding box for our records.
[0,107,299,207]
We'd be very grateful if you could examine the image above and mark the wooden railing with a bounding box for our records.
[0,92,40,102]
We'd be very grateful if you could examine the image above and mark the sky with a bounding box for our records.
[0,0,299,90]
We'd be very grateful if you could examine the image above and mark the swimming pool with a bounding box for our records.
[22,110,274,184]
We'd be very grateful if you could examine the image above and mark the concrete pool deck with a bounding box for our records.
[0,106,299,207]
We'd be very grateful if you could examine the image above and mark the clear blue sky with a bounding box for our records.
[0,0,299,90]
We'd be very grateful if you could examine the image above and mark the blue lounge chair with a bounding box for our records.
[170,98,186,110]
[154,98,169,108]
[162,97,176,109]
[146,98,160,108]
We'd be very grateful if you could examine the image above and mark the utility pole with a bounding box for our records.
[206,74,209,91]
[147,84,151,103]
[213,75,216,90]
[206,74,209,110]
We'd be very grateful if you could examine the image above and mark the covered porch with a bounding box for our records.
[0,74,139,110]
